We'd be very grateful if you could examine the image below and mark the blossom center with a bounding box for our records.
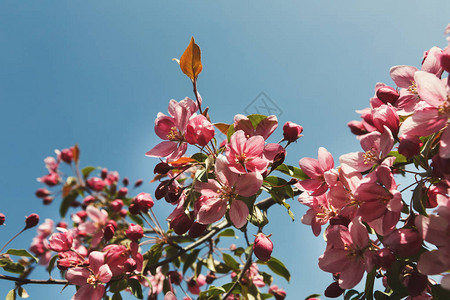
[407,81,417,94]
[166,126,182,141]
[86,274,96,285]
[363,150,377,164]
[438,96,450,116]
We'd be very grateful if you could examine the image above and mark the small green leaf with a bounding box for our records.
[109,279,128,293]
[6,289,15,300]
[59,190,78,218]
[227,124,236,141]
[47,254,58,276]
[222,282,242,294]
[364,269,375,300]
[183,249,200,274]
[388,151,407,164]
[275,164,309,180]
[207,253,216,272]
[218,228,236,238]
[266,257,290,282]
[222,253,240,270]
[374,291,390,300]
[6,249,38,263]
[0,257,25,274]
[195,169,208,182]
[247,114,268,129]
[344,290,360,300]
[81,166,98,178]
[192,152,208,162]
[305,294,321,300]
[127,278,143,299]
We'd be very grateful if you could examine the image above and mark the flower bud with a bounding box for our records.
[128,203,140,215]
[134,192,154,213]
[60,148,73,164]
[0,213,5,225]
[383,228,422,257]
[76,210,87,221]
[404,271,428,297]
[168,271,183,285]
[376,86,399,104]
[57,221,68,228]
[82,195,96,206]
[282,121,303,142]
[126,224,144,241]
[269,285,287,300]
[154,162,172,175]
[155,181,169,200]
[188,222,208,238]
[48,232,73,252]
[165,182,181,204]
[117,187,128,197]
[43,196,53,205]
[39,173,61,186]
[347,120,368,136]
[324,282,345,298]
[103,224,115,241]
[170,212,194,235]
[35,188,51,198]
[120,209,128,217]
[185,115,215,146]
[205,271,217,284]
[124,258,137,272]
[440,46,450,73]
[253,233,273,262]
[24,213,40,229]
[134,179,143,188]
[110,199,124,212]
[86,177,105,191]
[101,168,108,179]
[122,177,129,186]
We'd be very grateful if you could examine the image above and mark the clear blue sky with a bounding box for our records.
[0,1,449,299]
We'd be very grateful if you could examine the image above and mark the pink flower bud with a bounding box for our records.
[103,224,115,241]
[376,86,399,104]
[60,148,73,164]
[48,232,73,252]
[188,222,208,238]
[269,285,287,300]
[39,173,61,186]
[43,196,53,205]
[134,192,154,213]
[134,179,143,188]
[82,195,96,205]
[253,233,273,262]
[205,271,217,284]
[120,209,128,218]
[76,210,87,221]
[35,188,51,198]
[372,104,399,136]
[86,177,105,191]
[57,221,68,228]
[185,115,215,146]
[124,257,137,272]
[24,213,40,229]
[324,282,345,298]
[128,203,140,215]
[122,177,129,186]
[347,120,368,135]
[110,199,124,212]
[398,136,422,158]
[282,121,303,142]
[101,168,108,179]
[170,212,194,235]
[126,224,144,241]
[0,213,5,225]
[117,187,128,197]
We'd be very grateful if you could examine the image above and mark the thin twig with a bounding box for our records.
[222,248,254,300]
[0,274,67,285]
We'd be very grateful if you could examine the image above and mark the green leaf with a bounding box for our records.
[6,249,38,263]
[412,183,428,216]
[305,294,321,300]
[195,169,208,182]
[59,190,78,218]
[191,153,208,162]
[275,164,309,180]
[47,254,58,276]
[218,228,236,238]
[6,289,15,300]
[222,282,242,294]
[0,257,25,274]
[266,257,290,282]
[227,124,236,141]
[127,278,143,299]
[205,286,226,297]
[111,293,123,300]
[374,291,390,300]
[344,290,359,300]
[183,249,200,274]
[248,205,269,227]
[109,279,128,293]
[386,261,408,298]
[388,151,408,164]
[81,166,98,178]
[222,253,240,270]
[281,200,295,221]
[364,269,375,300]
[247,114,268,128]
[207,253,216,272]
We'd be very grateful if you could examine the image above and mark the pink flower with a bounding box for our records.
[233,114,278,140]
[78,206,109,247]
[146,98,197,160]
[296,147,338,196]
[299,193,337,236]
[195,155,263,228]
[318,217,373,289]
[48,231,73,252]
[38,172,61,186]
[185,114,215,146]
[226,130,269,174]
[66,251,112,300]
[339,127,395,174]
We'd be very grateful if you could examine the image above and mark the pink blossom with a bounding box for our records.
[78,206,109,247]
[298,193,337,236]
[146,98,197,160]
[296,147,338,196]
[233,114,278,140]
[226,130,269,174]
[48,231,73,252]
[318,217,373,289]
[195,155,262,228]
[185,114,215,146]
[66,251,112,300]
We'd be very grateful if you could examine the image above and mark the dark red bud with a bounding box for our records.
[110,199,124,212]
[0,213,5,225]
[103,224,115,241]
[120,209,128,217]
[83,195,96,205]
[70,200,81,208]
[128,203,140,215]
[168,271,183,285]
[122,177,129,186]
[117,187,128,197]
[376,86,399,104]
[253,233,273,262]
[76,210,87,220]
[57,221,68,228]
[43,196,53,205]
[124,258,137,272]
[24,213,40,229]
[60,148,73,164]
[282,121,303,142]
[101,168,108,179]
[188,222,208,238]
[347,120,368,136]
[398,137,422,159]
[406,272,428,297]
[170,212,194,235]
[134,179,143,188]
[205,272,217,284]
[35,188,51,198]
[324,282,345,298]
[126,224,144,241]
[155,181,170,200]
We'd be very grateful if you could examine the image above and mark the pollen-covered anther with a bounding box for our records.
[86,275,96,285]
[166,126,180,140]
[363,150,377,164]
[407,81,417,94]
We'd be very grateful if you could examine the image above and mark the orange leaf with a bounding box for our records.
[62,184,72,198]
[72,144,80,164]
[179,37,202,81]
[168,157,196,167]
[214,123,231,135]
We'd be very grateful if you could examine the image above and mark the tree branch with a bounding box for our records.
[0,274,67,285]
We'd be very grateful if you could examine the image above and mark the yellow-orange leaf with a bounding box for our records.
[179,37,202,81]
[72,144,80,164]
[168,157,196,166]
[214,123,231,135]
[62,184,72,198]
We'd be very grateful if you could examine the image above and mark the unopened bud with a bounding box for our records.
[0,213,5,225]
[347,120,368,136]
[101,168,108,179]
[374,248,395,269]
[134,179,143,188]
[128,203,140,215]
[376,86,399,104]
[134,192,154,213]
[126,224,144,241]
[57,221,68,228]
[253,233,273,262]
[35,188,51,198]
[110,199,124,212]
[269,285,287,300]
[168,271,183,285]
[43,196,53,205]
[205,272,217,284]
[170,212,194,235]
[282,121,303,142]
[76,210,87,221]
[86,177,105,191]
[83,195,96,205]
[124,258,137,272]
[117,187,128,197]
[155,181,169,200]
[398,136,422,158]
[120,209,128,217]
[122,177,129,186]
[188,222,208,238]
[24,213,40,229]
[60,148,74,164]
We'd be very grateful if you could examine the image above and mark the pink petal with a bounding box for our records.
[338,262,365,289]
[256,115,278,140]
[98,264,112,283]
[235,172,263,197]
[229,130,246,154]
[299,157,322,178]
[195,180,221,198]
[229,200,249,228]
[154,116,176,140]
[197,198,227,225]
[417,249,448,275]
[88,251,105,274]
[439,126,450,159]
[415,71,447,107]
[318,147,334,171]
[318,248,351,273]
[73,285,105,300]
[390,65,418,88]
[66,267,90,286]
[246,157,269,173]
[215,155,238,187]
[168,142,187,160]
[234,114,254,137]
[243,135,265,158]
[400,108,447,137]
[145,141,177,158]
[295,179,323,193]
[339,152,371,174]
[349,217,369,247]
[421,47,444,77]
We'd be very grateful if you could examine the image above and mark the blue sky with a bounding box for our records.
[0,1,449,299]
